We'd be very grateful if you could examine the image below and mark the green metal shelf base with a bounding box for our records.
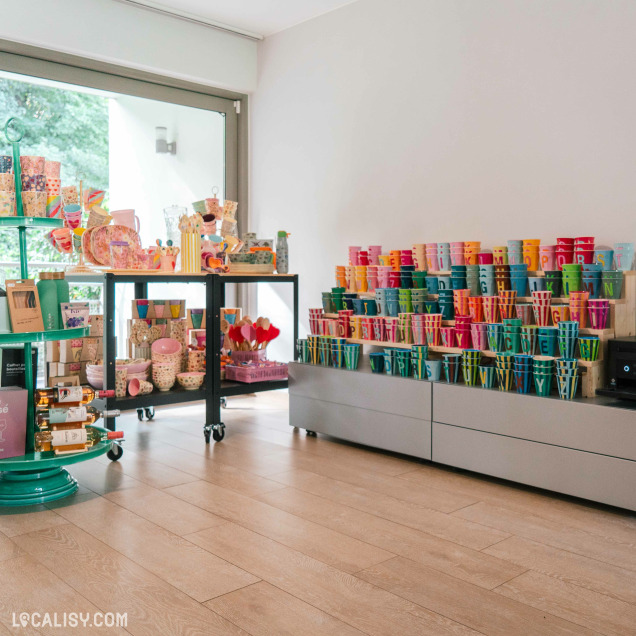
[0,326,88,345]
[0,426,112,506]
[0,216,64,229]
[0,466,78,506]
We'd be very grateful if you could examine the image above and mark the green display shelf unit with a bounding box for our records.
[0,116,119,506]
[0,426,112,506]
[0,216,64,229]
[0,327,88,345]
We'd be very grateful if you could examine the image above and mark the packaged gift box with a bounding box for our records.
[5,279,44,333]
[0,347,38,388]
[0,387,27,459]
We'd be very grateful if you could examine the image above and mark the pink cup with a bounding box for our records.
[52,228,72,253]
[400,250,414,266]
[478,253,494,265]
[470,324,488,350]
[539,247,556,271]
[455,329,471,349]
[389,271,401,288]
[426,253,440,272]
[574,249,594,265]
[412,323,425,345]
[372,317,386,341]
[385,318,398,342]
[440,326,456,347]
[160,254,176,271]
[111,209,140,232]
[348,246,361,266]
[556,249,574,269]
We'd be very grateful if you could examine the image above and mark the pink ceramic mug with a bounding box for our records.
[111,209,140,232]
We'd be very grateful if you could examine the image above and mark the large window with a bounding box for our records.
[0,44,245,355]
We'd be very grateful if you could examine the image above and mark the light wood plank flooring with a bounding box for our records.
[1,392,634,635]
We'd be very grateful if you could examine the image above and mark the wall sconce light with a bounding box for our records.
[155,126,177,154]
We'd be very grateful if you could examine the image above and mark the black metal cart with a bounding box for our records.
[66,272,299,452]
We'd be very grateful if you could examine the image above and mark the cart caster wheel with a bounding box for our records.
[204,429,211,444]
[212,425,226,442]
[221,397,227,409]
[137,409,144,421]
[144,407,155,421]
[306,430,317,437]
[107,444,124,461]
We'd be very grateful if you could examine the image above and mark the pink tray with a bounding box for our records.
[225,363,288,383]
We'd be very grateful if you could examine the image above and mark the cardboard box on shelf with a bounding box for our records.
[89,315,103,337]
[5,279,44,333]
[49,361,83,377]
[0,387,27,459]
[81,337,102,362]
[47,375,80,389]
[46,340,60,363]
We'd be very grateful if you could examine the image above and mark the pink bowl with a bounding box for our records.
[151,338,182,356]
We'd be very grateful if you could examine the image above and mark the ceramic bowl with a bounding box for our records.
[116,358,152,374]
[152,376,175,392]
[176,372,205,391]
[152,362,176,391]
[151,338,182,356]
[86,375,104,390]
[127,371,150,382]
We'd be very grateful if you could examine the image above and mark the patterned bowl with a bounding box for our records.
[176,372,205,391]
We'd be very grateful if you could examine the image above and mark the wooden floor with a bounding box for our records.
[1,392,635,635]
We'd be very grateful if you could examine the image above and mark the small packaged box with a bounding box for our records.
[5,280,44,333]
[0,387,27,459]
[89,315,103,337]
[0,347,38,388]
[46,340,60,363]
[47,375,81,389]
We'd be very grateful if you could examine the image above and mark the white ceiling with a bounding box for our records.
[125,0,359,37]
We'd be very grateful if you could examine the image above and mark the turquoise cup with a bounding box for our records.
[411,354,426,379]
[557,373,579,400]
[534,371,553,397]
[425,359,442,381]
[478,365,496,388]
[369,352,384,373]
[343,344,360,370]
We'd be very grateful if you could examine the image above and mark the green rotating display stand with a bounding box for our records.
[0,117,113,506]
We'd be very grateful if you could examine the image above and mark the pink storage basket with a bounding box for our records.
[230,350,267,363]
[225,362,288,383]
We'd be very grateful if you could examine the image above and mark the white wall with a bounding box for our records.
[251,0,636,341]
[109,94,225,245]
[0,0,257,92]
[109,94,225,349]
